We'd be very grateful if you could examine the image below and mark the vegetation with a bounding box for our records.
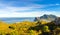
[0,20,59,35]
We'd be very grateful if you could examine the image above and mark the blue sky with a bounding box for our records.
[0,0,60,17]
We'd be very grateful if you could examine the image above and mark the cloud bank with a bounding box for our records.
[0,0,60,17]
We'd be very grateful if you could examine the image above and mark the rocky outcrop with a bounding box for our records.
[54,17,60,25]
[34,14,57,22]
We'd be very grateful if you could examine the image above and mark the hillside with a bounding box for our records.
[0,20,59,35]
[0,14,60,35]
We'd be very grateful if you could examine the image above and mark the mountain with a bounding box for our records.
[54,17,60,25]
[34,14,57,22]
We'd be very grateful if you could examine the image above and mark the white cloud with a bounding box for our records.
[0,10,58,17]
[0,3,60,17]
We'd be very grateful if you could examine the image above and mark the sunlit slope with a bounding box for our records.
[0,20,59,35]
[0,21,9,30]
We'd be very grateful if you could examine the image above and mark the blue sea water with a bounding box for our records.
[0,17,35,23]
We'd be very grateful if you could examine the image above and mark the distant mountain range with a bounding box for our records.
[0,17,35,23]
[34,14,57,22]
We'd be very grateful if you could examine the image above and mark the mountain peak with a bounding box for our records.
[34,14,57,22]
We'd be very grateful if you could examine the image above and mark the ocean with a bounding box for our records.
[0,17,35,23]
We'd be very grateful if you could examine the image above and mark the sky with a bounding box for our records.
[0,0,60,17]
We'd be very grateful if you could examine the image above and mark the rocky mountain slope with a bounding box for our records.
[34,14,57,22]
